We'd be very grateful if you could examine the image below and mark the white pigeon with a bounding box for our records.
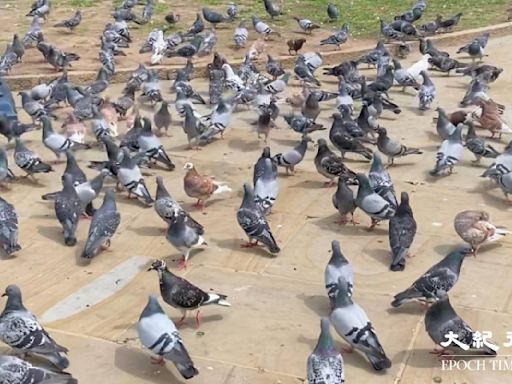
[407,54,431,80]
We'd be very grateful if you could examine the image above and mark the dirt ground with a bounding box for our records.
[1,31,512,384]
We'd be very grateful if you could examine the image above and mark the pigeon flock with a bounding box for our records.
[0,0,511,382]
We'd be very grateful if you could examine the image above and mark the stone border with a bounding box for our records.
[3,21,512,91]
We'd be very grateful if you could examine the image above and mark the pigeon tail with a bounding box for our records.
[390,248,407,272]
[213,183,232,195]
[487,228,510,242]
[204,293,231,307]
[403,147,422,156]
[391,287,422,307]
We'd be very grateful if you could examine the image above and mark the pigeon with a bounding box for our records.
[457,32,489,62]
[254,158,279,215]
[454,210,509,256]
[419,38,449,57]
[320,24,348,49]
[199,98,234,142]
[379,18,400,41]
[392,58,420,91]
[287,38,306,55]
[137,295,199,379]
[435,107,456,140]
[42,116,89,160]
[496,172,512,201]
[233,20,248,48]
[73,171,107,217]
[283,114,324,135]
[263,0,282,18]
[425,293,497,357]
[252,16,281,39]
[264,73,290,95]
[407,54,430,79]
[294,59,321,86]
[332,177,357,226]
[418,70,436,110]
[14,137,53,179]
[465,121,500,163]
[0,197,20,256]
[272,136,309,175]
[202,7,228,29]
[183,162,231,211]
[182,104,206,150]
[368,152,397,209]
[54,10,81,31]
[81,189,120,260]
[436,12,463,32]
[474,98,511,139]
[0,354,77,384]
[0,285,69,370]
[388,192,417,271]
[481,141,512,180]
[138,117,175,170]
[27,0,50,19]
[294,17,320,34]
[186,13,205,36]
[148,259,230,327]
[376,127,422,165]
[237,183,280,254]
[117,148,154,205]
[355,173,396,229]
[327,3,340,22]
[266,55,285,79]
[330,276,391,371]
[153,101,172,136]
[307,318,344,384]
[0,148,15,185]
[11,34,25,62]
[428,56,466,76]
[391,246,471,307]
[54,174,81,247]
[430,124,464,176]
[329,116,372,161]
[253,147,277,186]
[315,139,356,187]
[325,240,353,307]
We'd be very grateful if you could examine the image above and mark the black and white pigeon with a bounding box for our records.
[391,246,471,307]
[388,192,416,272]
[465,121,500,163]
[237,183,280,255]
[0,285,69,370]
[117,148,154,205]
[272,136,309,175]
[73,171,107,217]
[325,240,353,307]
[138,117,175,170]
[330,276,392,371]
[148,259,230,327]
[355,173,396,229]
[81,189,121,260]
[425,293,498,357]
[0,197,20,256]
[315,139,356,187]
[254,158,279,215]
[14,137,53,179]
[137,295,199,379]
[0,148,15,184]
[430,124,464,176]
[418,70,436,110]
[42,116,89,160]
[233,20,248,48]
[0,354,77,384]
[54,174,81,247]
[165,209,207,270]
[54,10,81,31]
[376,127,423,165]
[320,24,348,50]
[368,152,397,209]
[307,318,344,384]
[332,177,357,225]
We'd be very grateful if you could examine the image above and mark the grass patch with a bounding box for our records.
[67,0,95,7]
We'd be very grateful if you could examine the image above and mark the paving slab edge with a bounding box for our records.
[3,21,512,91]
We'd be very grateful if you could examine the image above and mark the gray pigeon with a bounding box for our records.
[307,318,344,384]
[63,150,86,186]
[465,121,500,163]
[332,177,357,225]
[148,259,230,327]
[456,32,489,62]
[327,3,339,21]
[54,174,81,246]
[324,240,353,307]
[294,17,320,34]
[388,192,417,271]
[254,158,279,215]
[320,24,348,50]
[137,295,199,379]
[0,354,77,384]
[138,117,175,170]
[253,147,277,185]
[153,101,172,136]
[117,148,154,205]
[425,293,497,357]
[430,124,464,176]
[302,93,320,121]
[418,70,436,110]
[391,246,471,307]
[54,10,82,31]
[183,103,206,149]
[42,116,89,160]
[315,139,356,187]
[273,136,309,175]
[74,170,107,217]
[14,137,53,179]
[368,152,397,209]
[355,173,396,229]
[0,147,15,184]
[0,285,69,370]
[376,127,422,165]
[81,189,120,260]
[481,141,512,180]
[435,107,456,140]
[0,197,20,256]
[330,276,392,371]
[252,15,281,38]
[165,210,207,270]
[199,98,234,143]
[237,183,280,254]
[496,172,512,200]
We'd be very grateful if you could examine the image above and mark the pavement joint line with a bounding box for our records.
[393,315,425,384]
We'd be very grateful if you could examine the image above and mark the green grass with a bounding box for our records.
[67,0,95,7]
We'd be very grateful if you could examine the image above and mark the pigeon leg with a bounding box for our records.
[368,219,379,231]
[341,344,353,353]
[350,214,360,226]
[241,240,258,248]
[323,180,335,188]
[100,239,112,251]
[177,256,187,270]
[150,355,165,366]
[335,216,348,225]
[195,310,202,328]
[175,311,187,328]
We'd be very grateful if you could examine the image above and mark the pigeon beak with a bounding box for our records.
[1,293,6,297]
[146,267,154,272]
